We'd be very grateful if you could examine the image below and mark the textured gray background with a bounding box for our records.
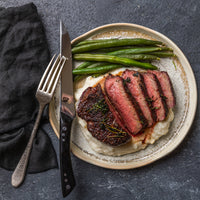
[0,0,199,200]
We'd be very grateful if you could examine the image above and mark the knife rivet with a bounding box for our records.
[64,173,67,176]
[62,133,65,137]
[63,97,69,103]
[66,185,71,190]
[64,179,68,182]
[62,126,67,131]
[63,138,65,142]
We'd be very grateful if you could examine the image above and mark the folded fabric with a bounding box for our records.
[0,3,58,173]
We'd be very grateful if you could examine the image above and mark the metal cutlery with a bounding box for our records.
[59,21,76,197]
[11,54,66,188]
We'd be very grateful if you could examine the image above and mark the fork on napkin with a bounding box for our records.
[12,54,66,187]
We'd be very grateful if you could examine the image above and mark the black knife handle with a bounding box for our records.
[60,112,76,197]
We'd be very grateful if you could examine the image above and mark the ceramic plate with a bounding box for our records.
[49,23,197,169]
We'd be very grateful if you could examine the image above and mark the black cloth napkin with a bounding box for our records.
[0,3,58,173]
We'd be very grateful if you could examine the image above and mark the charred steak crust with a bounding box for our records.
[123,79,148,130]
[122,70,156,127]
[153,74,169,118]
[87,116,130,146]
[148,70,176,108]
[141,73,168,121]
[104,75,144,135]
[139,72,157,124]
[77,84,131,146]
[77,85,106,122]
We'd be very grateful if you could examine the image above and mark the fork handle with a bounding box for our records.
[11,104,45,187]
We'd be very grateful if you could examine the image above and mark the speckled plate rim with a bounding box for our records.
[49,23,197,169]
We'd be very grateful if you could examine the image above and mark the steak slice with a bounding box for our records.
[77,84,131,146]
[104,93,130,134]
[122,70,156,127]
[148,70,176,108]
[104,75,146,136]
[141,72,168,121]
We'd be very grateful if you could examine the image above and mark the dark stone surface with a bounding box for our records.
[0,0,199,199]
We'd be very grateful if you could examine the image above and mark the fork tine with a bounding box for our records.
[41,54,61,91]
[46,56,66,93]
[38,54,56,90]
[48,56,67,94]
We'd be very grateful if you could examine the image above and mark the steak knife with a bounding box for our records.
[59,21,76,197]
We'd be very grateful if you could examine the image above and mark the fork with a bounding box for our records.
[11,54,66,188]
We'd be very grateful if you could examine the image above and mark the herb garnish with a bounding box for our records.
[160,94,168,100]
[145,97,153,102]
[123,77,131,85]
[152,106,161,110]
[125,77,131,83]
[88,99,109,114]
[101,122,127,138]
[133,72,139,77]
[139,120,144,124]
[107,135,125,138]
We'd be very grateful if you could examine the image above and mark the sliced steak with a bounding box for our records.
[104,75,146,136]
[148,70,176,108]
[77,84,131,146]
[122,70,156,127]
[104,93,130,134]
[141,73,168,121]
